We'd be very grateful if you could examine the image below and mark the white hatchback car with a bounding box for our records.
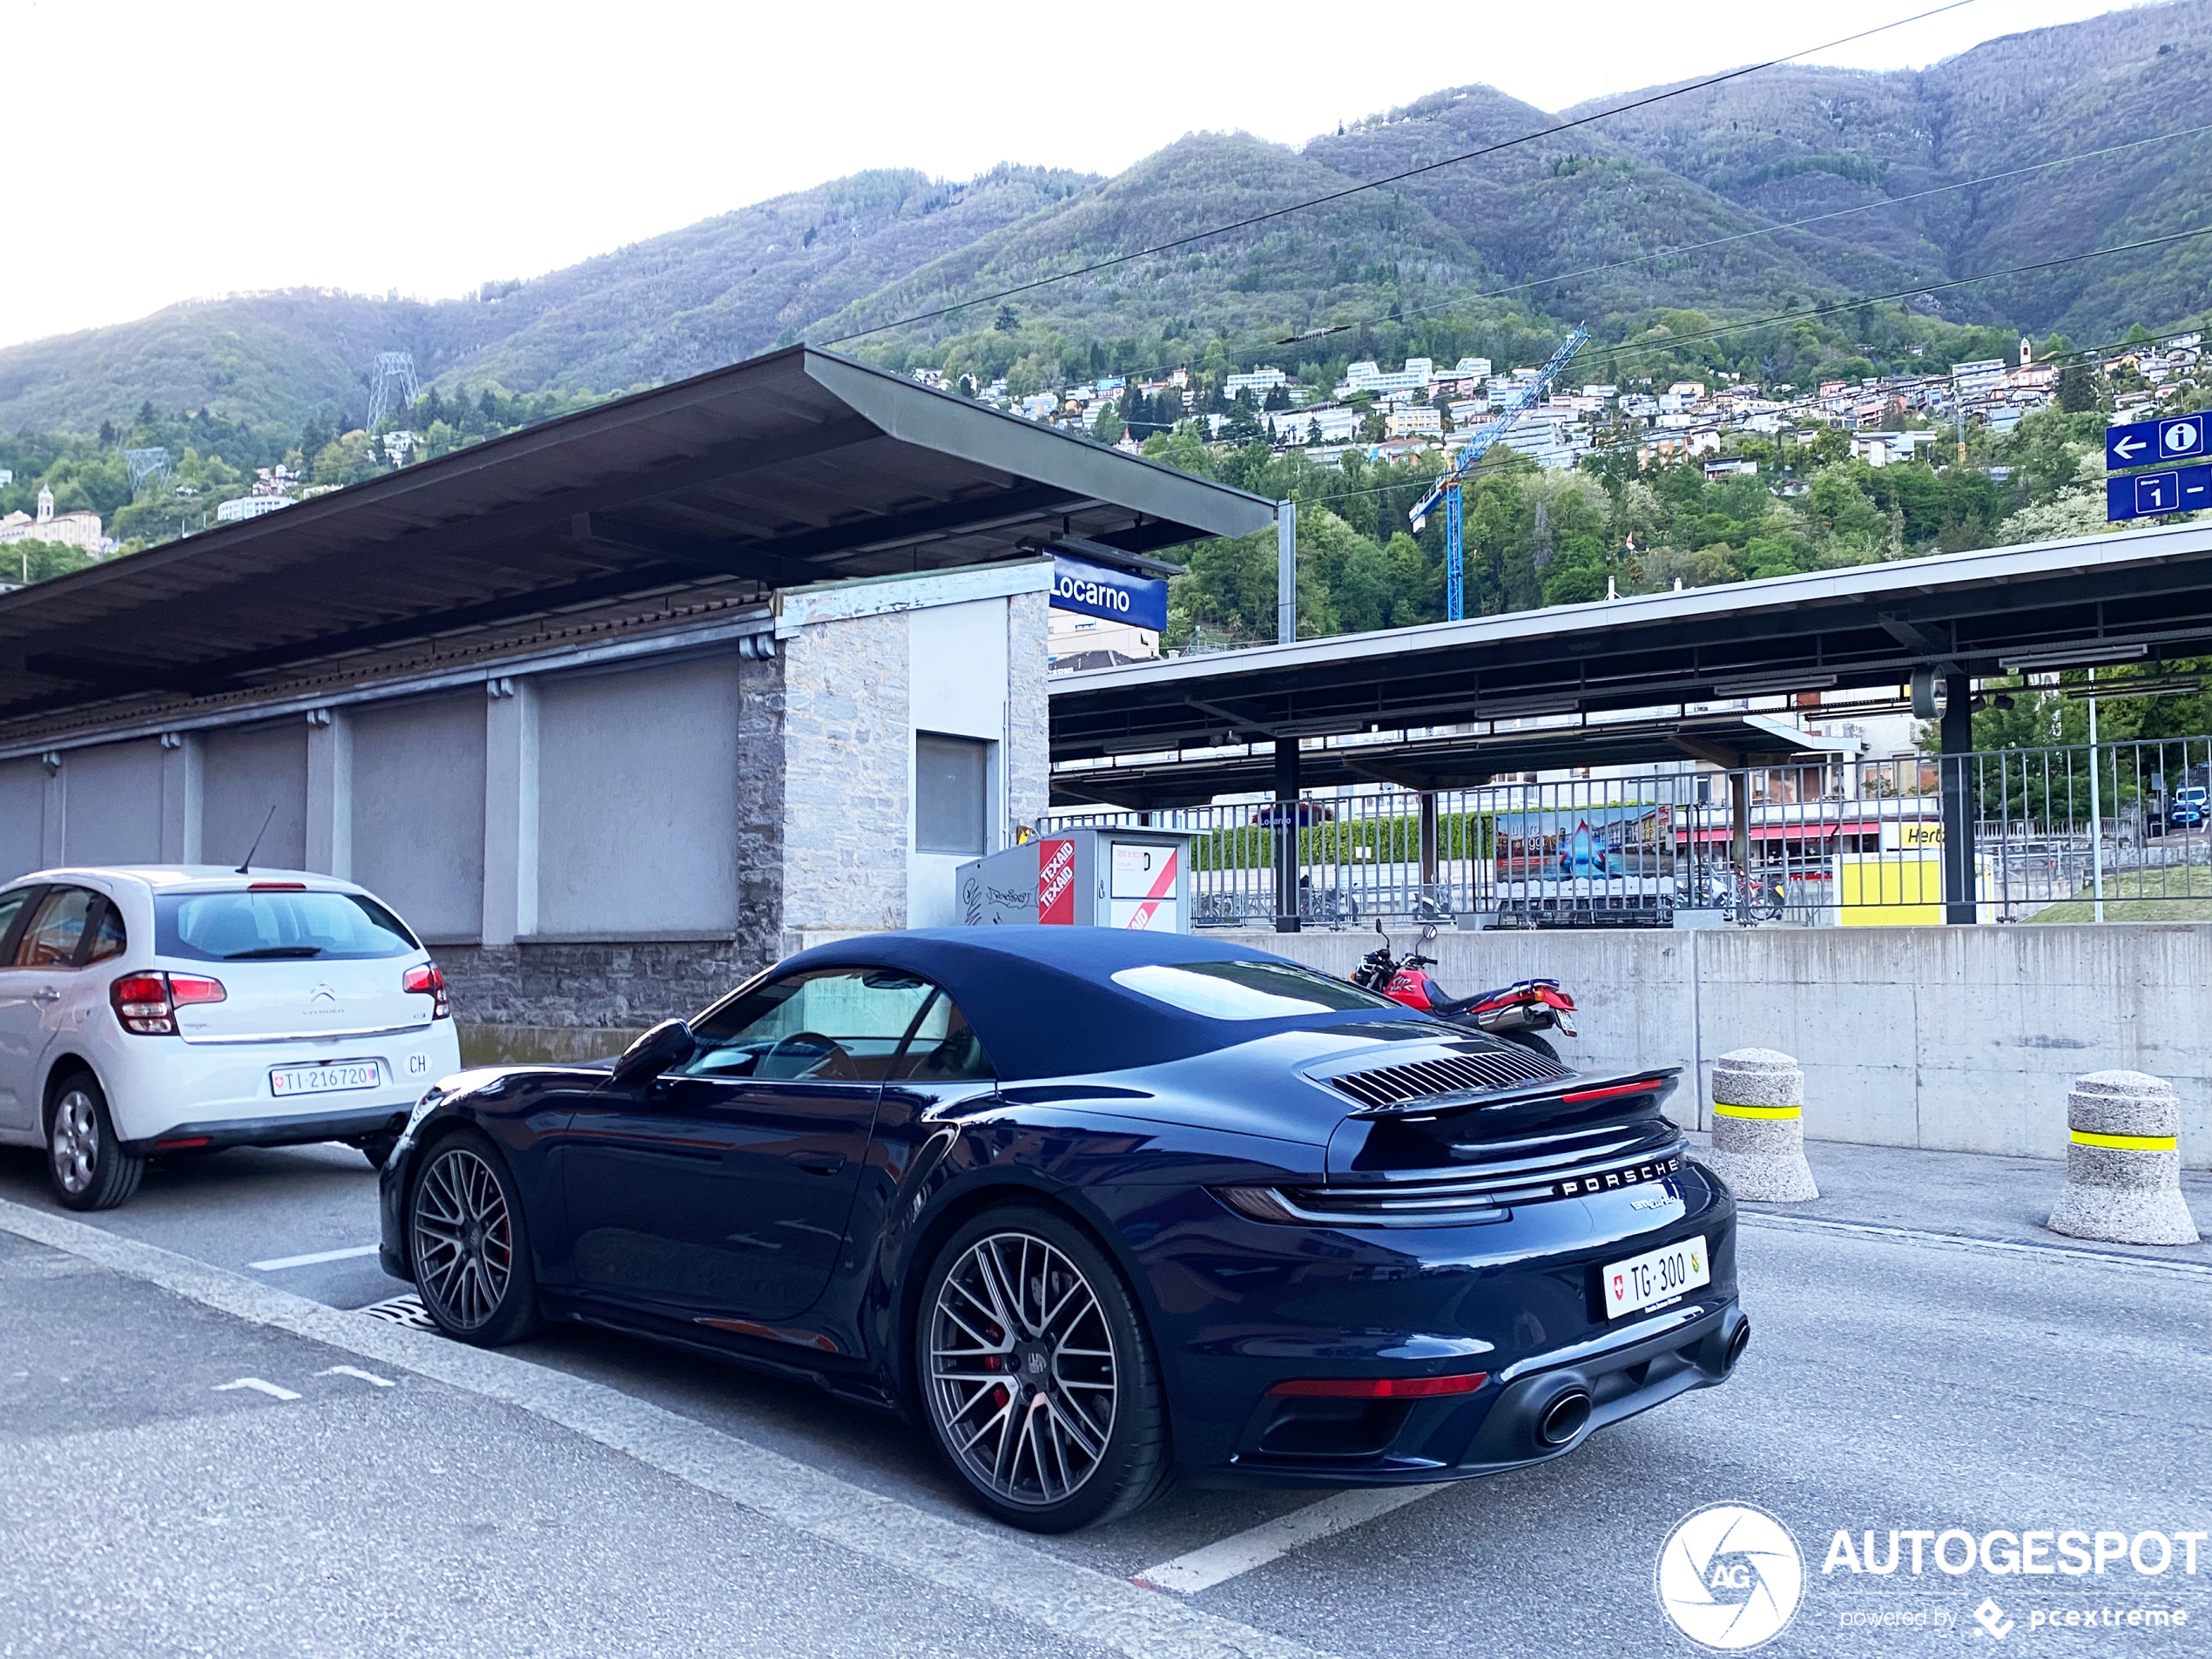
[0,866,461,1211]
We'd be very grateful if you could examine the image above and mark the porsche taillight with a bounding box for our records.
[111,971,226,1035]
[402,961,450,1020]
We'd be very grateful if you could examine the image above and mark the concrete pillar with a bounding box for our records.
[481,676,539,945]
[39,753,64,867]
[1939,671,1977,924]
[1703,1048,1817,1202]
[2046,1070,2199,1245]
[1272,738,1301,934]
[304,708,353,878]
[159,732,204,863]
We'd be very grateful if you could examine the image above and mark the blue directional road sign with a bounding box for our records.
[2106,412,2209,471]
[2107,462,2212,523]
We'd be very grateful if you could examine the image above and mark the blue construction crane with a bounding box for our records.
[1410,326,1592,619]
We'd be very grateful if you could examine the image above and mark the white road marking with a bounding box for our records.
[1135,1486,1445,1595]
[0,1197,1339,1659]
[212,1377,300,1400]
[318,1365,395,1387]
[249,1244,381,1271]
[1739,1212,2212,1278]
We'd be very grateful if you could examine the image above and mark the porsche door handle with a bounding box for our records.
[786,1152,846,1177]
[30,988,61,1005]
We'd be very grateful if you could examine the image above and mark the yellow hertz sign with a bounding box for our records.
[1898,822,1945,847]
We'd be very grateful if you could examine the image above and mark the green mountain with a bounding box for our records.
[3,0,2209,436]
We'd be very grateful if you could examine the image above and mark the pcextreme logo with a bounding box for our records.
[1657,1503,1807,1651]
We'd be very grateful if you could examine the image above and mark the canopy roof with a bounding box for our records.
[1049,521,2212,772]
[0,347,1273,728]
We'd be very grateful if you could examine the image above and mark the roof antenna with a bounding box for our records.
[235,804,278,874]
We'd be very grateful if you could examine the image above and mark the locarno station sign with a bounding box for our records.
[1049,550,1169,632]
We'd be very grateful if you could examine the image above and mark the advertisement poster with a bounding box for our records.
[1494,803,1676,889]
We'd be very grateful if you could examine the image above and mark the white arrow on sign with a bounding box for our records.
[2114,435,2148,460]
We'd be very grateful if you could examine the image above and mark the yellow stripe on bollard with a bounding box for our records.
[1712,1103,1801,1120]
[2070,1130,2179,1151]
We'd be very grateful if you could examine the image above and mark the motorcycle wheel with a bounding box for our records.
[1501,1031,1559,1062]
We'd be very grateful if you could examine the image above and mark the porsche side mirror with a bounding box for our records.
[610,1019,697,1088]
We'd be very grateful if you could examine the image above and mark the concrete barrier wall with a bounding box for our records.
[1241,923,2212,1163]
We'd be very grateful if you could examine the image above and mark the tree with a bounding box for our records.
[1090,403,1124,445]
[995,305,1019,333]
[2055,363,2100,414]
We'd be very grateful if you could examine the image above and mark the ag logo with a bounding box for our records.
[1656,1503,1804,1651]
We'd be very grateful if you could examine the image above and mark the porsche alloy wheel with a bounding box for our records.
[925,1226,1129,1518]
[408,1134,539,1344]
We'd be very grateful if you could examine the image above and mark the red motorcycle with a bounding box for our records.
[1351,923,1578,1061]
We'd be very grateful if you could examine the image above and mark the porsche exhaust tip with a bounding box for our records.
[1535,1388,1591,1447]
[1724,1318,1751,1373]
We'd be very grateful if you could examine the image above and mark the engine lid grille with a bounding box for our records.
[1325,1043,1572,1109]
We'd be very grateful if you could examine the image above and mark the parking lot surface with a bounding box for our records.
[3,1139,2208,1656]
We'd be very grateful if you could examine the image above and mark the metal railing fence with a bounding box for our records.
[1042,734,2212,929]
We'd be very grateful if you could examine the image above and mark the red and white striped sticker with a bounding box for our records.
[1111,844,1178,929]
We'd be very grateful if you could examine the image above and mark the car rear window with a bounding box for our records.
[1110,959,1402,1021]
[155,890,420,962]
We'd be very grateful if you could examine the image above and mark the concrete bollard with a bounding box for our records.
[2046,1070,2201,1246]
[1703,1048,1819,1202]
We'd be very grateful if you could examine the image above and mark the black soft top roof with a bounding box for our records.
[774,927,1416,1081]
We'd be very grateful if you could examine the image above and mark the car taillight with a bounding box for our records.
[403,961,450,1020]
[111,971,226,1035]
[1560,1080,1654,1104]
[1267,1372,1489,1399]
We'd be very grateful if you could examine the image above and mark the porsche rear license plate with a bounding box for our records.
[1602,1234,1708,1318]
[270,1061,382,1097]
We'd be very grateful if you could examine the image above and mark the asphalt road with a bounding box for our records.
[3,1138,2208,1657]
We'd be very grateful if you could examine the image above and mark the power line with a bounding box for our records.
[1287,119,2212,350]
[1054,118,2212,416]
[820,0,1983,347]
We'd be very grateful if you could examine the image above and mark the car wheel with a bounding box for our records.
[916,1205,1172,1533]
[46,1073,144,1212]
[1503,1030,1560,1062]
[406,1129,540,1345]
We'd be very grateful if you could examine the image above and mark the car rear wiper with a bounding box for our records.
[222,946,325,960]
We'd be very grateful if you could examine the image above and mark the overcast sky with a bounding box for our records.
[3,0,2153,350]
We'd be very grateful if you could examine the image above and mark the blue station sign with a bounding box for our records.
[2106,412,2208,472]
[2106,463,2212,523]
[1049,552,1169,632]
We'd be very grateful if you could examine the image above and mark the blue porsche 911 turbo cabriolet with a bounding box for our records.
[379,927,1745,1531]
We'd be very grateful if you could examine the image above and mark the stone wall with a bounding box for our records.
[777,606,910,949]
[1005,590,1051,835]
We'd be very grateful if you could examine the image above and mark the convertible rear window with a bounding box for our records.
[156,891,420,962]
[1111,960,1402,1021]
